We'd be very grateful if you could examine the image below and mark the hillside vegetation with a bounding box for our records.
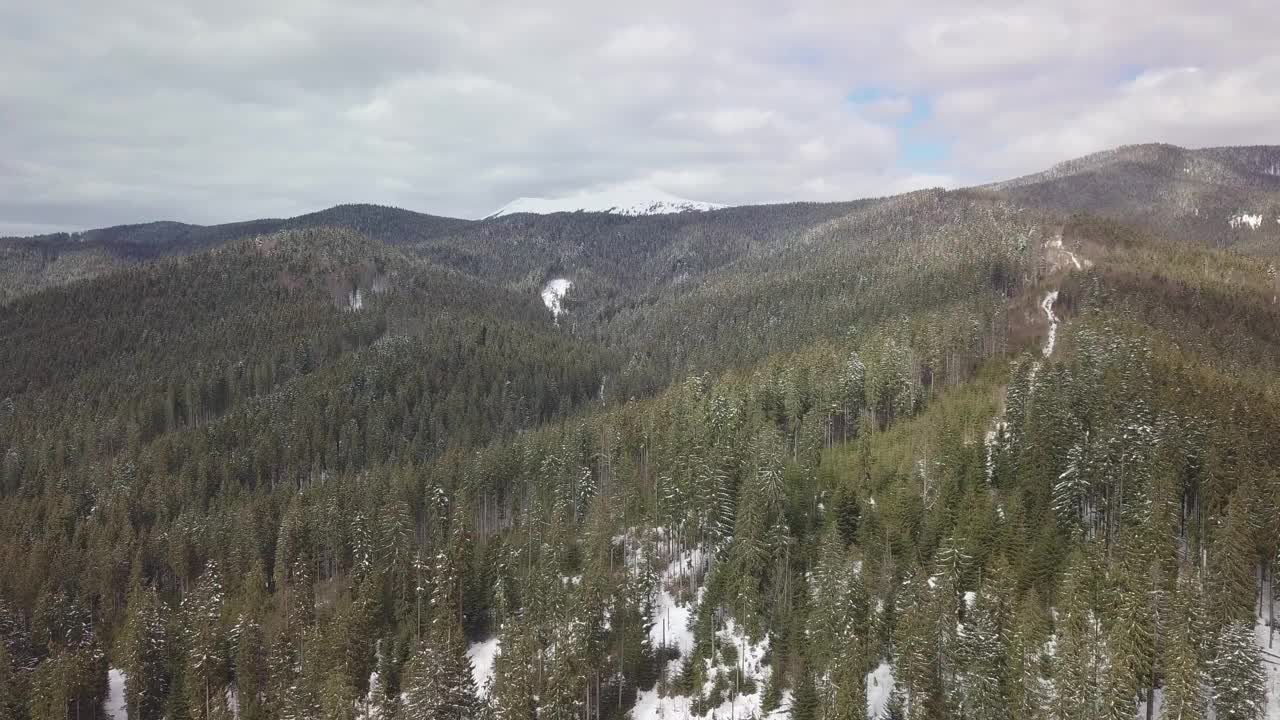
[0,145,1278,720]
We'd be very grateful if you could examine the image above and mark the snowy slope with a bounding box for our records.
[541,278,571,321]
[486,183,724,218]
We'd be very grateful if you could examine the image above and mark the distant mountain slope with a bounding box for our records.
[485,183,725,218]
[0,204,472,303]
[9,203,471,256]
[986,143,1280,252]
[5,143,1279,307]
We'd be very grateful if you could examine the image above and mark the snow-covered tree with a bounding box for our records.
[118,580,170,720]
[1210,620,1265,720]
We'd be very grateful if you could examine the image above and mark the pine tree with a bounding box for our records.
[1102,543,1157,720]
[1053,550,1105,720]
[320,667,357,720]
[183,563,229,720]
[1004,594,1049,720]
[1211,491,1259,627]
[1210,620,1265,720]
[118,580,170,720]
[232,614,267,720]
[1161,569,1206,720]
[790,665,819,720]
[956,594,1006,720]
[894,572,944,720]
[402,522,480,720]
[491,613,537,720]
[0,644,20,720]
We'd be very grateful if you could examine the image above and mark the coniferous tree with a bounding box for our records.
[1053,551,1105,720]
[1210,620,1265,720]
[118,581,170,720]
[1161,569,1207,720]
[183,564,229,720]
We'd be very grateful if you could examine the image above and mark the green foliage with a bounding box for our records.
[1,173,1278,720]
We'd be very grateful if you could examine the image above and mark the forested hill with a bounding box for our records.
[0,204,473,304]
[1,145,1279,720]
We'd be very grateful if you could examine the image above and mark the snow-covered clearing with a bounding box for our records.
[627,530,785,720]
[1040,290,1060,358]
[105,668,127,719]
[468,636,501,697]
[632,615,782,720]
[541,278,572,321]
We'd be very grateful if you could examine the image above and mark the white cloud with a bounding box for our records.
[0,0,1275,231]
[601,24,692,62]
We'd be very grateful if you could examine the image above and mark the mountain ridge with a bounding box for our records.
[484,182,725,219]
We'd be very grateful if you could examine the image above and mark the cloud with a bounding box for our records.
[0,0,1275,230]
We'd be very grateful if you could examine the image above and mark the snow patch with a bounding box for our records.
[630,533,784,720]
[633,616,782,720]
[487,183,724,219]
[541,278,572,321]
[467,637,501,697]
[1137,688,1164,720]
[1045,232,1087,272]
[652,586,697,659]
[1257,576,1280,720]
[983,420,1006,482]
[347,287,364,311]
[1041,290,1060,358]
[105,668,127,720]
[866,662,895,719]
[1230,213,1264,230]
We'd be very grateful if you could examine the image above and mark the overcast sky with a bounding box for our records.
[2,0,1276,234]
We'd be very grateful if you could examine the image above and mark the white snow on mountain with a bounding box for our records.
[487,183,724,218]
[1041,290,1060,358]
[541,278,572,321]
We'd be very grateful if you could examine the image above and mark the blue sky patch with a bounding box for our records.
[898,139,949,167]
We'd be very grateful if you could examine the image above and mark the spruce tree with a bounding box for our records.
[183,563,229,720]
[1053,550,1105,720]
[1210,620,1265,720]
[118,581,170,720]
[1161,570,1206,720]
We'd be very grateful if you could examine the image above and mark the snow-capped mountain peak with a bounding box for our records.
[485,183,725,219]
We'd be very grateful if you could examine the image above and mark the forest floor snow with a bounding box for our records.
[468,636,501,697]
[105,668,127,720]
[867,662,895,718]
[1258,578,1280,720]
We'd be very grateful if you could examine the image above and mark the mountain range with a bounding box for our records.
[3,143,1278,307]
[1,143,1278,720]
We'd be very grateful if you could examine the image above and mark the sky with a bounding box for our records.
[2,0,1277,234]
